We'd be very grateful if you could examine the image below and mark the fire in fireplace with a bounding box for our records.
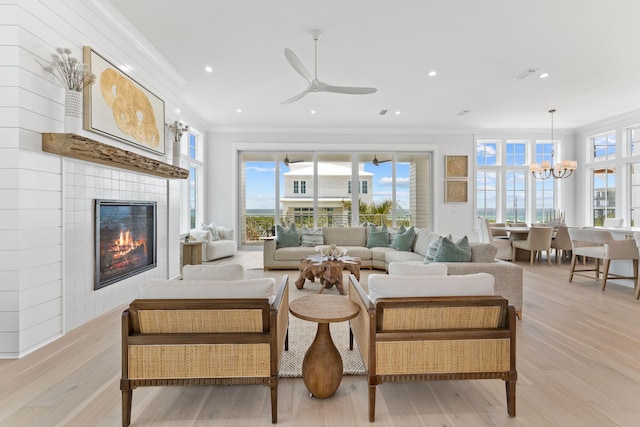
[95,200,157,290]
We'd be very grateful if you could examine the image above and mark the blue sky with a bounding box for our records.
[244,161,410,211]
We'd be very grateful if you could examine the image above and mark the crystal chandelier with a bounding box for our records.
[529,109,577,180]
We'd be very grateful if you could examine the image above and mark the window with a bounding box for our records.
[631,163,640,226]
[534,141,556,221]
[505,141,526,166]
[300,180,306,194]
[593,131,616,160]
[476,170,497,220]
[505,171,526,222]
[293,180,299,194]
[182,130,203,232]
[348,180,352,194]
[631,127,640,156]
[477,141,498,166]
[593,168,616,225]
[361,180,368,194]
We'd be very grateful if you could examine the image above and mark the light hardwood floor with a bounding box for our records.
[2,253,640,426]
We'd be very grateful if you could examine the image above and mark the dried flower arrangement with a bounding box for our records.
[39,47,95,92]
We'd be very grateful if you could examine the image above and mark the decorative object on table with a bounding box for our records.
[445,180,468,203]
[445,155,468,178]
[529,109,577,180]
[83,46,165,154]
[38,47,95,134]
[165,120,189,166]
[316,243,348,259]
[545,209,566,227]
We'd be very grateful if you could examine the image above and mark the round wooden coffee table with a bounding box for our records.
[289,295,360,398]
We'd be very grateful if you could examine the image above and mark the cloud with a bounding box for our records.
[247,166,275,172]
[378,177,410,187]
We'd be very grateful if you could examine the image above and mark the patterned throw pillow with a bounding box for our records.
[390,226,416,251]
[423,235,444,264]
[301,226,324,247]
[366,224,390,248]
[276,224,300,248]
[433,236,472,262]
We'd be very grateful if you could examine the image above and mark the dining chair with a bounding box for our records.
[507,222,527,227]
[511,227,554,265]
[490,222,509,239]
[568,228,638,294]
[550,225,573,264]
[530,223,549,228]
[477,216,512,261]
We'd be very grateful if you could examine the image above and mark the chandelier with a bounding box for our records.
[529,109,577,180]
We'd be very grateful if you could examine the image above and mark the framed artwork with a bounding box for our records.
[445,155,468,178]
[445,180,468,203]
[83,47,165,155]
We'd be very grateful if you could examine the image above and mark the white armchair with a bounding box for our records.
[568,228,638,294]
[477,216,512,261]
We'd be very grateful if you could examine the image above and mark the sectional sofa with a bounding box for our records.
[263,226,524,317]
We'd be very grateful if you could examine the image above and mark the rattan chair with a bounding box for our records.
[120,276,289,426]
[348,274,517,422]
[511,227,554,265]
[568,229,638,294]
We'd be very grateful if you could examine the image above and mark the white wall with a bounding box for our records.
[0,0,207,358]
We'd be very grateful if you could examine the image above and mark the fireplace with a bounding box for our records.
[95,200,157,290]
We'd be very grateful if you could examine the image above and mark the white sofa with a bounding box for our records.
[189,226,237,261]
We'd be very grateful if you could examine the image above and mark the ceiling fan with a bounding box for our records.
[283,154,303,166]
[282,29,377,104]
[372,155,391,166]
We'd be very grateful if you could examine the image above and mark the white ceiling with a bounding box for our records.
[107,0,640,131]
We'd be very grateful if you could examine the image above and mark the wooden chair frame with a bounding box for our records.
[120,276,289,426]
[348,275,517,422]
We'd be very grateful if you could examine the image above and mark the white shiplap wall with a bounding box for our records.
[0,0,206,358]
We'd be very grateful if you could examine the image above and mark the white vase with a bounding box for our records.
[173,140,182,167]
[64,90,83,134]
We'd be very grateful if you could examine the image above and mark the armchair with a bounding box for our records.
[477,216,512,261]
[348,274,517,422]
[568,228,638,294]
[120,276,289,425]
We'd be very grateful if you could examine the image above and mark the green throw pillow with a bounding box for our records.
[433,236,472,262]
[423,235,444,264]
[366,224,390,248]
[276,224,300,248]
[390,226,415,251]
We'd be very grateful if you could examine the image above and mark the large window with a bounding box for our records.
[590,131,616,225]
[239,151,431,244]
[181,129,203,232]
[630,127,640,226]
[476,138,558,223]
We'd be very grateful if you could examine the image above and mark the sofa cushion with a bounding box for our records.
[390,226,416,251]
[276,224,300,248]
[324,227,367,247]
[301,226,324,246]
[424,235,445,264]
[371,246,397,262]
[385,250,423,264]
[339,246,372,260]
[387,262,448,276]
[273,246,317,260]
[413,230,441,257]
[470,242,498,262]
[434,236,472,262]
[216,225,234,240]
[367,272,495,303]
[367,225,390,248]
[202,222,220,241]
[182,264,244,280]
[140,278,277,303]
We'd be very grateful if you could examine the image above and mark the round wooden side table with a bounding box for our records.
[289,294,360,398]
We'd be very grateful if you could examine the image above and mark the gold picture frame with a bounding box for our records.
[83,47,165,155]
[445,155,468,178]
[445,180,468,203]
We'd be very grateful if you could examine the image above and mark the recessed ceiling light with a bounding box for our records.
[428,70,437,77]
[514,68,539,80]
[236,108,242,113]
[394,111,401,115]
[310,110,316,114]
[539,72,550,79]
[457,110,471,116]
[204,66,213,73]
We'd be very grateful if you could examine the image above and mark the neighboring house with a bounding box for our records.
[280,162,373,225]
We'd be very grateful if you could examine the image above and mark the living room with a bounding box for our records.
[2,0,640,425]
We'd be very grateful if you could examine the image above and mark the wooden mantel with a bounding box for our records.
[42,133,189,179]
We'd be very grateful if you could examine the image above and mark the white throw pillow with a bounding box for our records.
[190,229,211,242]
[301,226,324,246]
[140,278,277,303]
[182,264,244,280]
[388,262,448,276]
[367,272,495,303]
[202,222,220,241]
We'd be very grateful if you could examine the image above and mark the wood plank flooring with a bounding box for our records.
[1,253,640,426]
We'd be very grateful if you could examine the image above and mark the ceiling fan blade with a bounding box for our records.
[281,89,309,104]
[319,82,377,95]
[284,48,312,83]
